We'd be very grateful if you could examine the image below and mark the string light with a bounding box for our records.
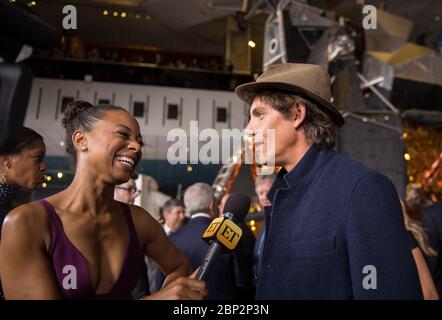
[103,10,109,16]
[57,172,63,179]
[404,153,411,161]
[186,165,193,173]
[121,12,127,18]
[42,182,47,188]
[113,11,119,17]
[46,176,52,182]
[248,40,256,48]
[403,122,442,200]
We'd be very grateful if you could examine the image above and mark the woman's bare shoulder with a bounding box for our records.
[124,203,162,245]
[126,203,156,224]
[2,201,50,240]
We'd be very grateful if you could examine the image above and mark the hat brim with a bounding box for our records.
[235,81,345,127]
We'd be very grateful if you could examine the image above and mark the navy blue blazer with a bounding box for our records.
[168,215,243,300]
[256,145,422,299]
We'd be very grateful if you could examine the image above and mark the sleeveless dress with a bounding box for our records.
[38,199,142,299]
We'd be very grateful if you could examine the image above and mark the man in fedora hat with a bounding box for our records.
[236,63,422,299]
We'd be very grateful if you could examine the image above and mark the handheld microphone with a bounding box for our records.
[195,193,250,281]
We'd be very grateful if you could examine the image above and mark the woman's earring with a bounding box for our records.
[81,146,88,152]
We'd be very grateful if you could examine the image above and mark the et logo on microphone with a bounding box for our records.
[203,217,243,250]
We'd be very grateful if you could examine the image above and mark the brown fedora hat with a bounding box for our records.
[235,63,345,127]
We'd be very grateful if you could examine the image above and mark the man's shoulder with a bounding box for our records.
[169,218,210,239]
[320,150,378,184]
[317,150,398,200]
[329,151,372,174]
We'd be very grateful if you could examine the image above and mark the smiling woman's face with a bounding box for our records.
[78,109,143,185]
[6,139,47,191]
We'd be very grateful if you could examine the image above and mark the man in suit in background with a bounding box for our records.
[166,182,249,299]
[148,199,186,293]
[252,174,276,286]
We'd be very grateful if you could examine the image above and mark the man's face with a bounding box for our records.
[255,179,273,207]
[114,178,139,204]
[246,97,297,168]
[164,206,186,232]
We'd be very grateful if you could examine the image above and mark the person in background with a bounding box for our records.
[158,183,248,299]
[0,127,47,232]
[402,202,439,300]
[252,174,276,286]
[147,199,186,294]
[218,193,255,299]
[162,199,186,236]
[0,127,47,299]
[114,177,140,205]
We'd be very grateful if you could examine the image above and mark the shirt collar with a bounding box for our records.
[191,212,212,219]
[163,224,173,236]
[267,144,331,203]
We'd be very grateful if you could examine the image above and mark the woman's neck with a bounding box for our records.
[56,169,116,215]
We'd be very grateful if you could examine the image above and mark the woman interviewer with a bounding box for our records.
[0,101,206,299]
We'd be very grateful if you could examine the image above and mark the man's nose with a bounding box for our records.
[245,120,256,137]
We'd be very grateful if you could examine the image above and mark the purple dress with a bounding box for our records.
[38,199,142,300]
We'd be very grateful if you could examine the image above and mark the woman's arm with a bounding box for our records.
[0,204,61,299]
[130,205,206,299]
[412,247,439,300]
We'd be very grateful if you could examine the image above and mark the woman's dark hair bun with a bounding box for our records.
[62,101,93,129]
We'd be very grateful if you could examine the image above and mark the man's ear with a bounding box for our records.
[292,102,307,130]
[72,130,87,152]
